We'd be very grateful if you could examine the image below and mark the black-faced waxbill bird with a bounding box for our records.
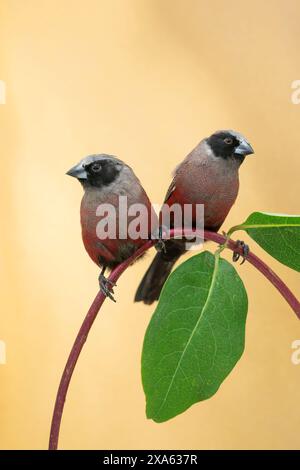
[135,130,254,304]
[67,154,157,301]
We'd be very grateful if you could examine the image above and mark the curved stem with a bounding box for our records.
[48,239,153,450]
[200,230,300,317]
[49,229,300,449]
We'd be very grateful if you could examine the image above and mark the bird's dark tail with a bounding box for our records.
[135,240,185,305]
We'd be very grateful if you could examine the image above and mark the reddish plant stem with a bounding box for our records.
[48,239,153,450]
[199,230,300,317]
[48,230,300,449]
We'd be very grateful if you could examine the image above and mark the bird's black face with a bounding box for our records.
[66,154,122,188]
[207,131,254,163]
[83,159,121,187]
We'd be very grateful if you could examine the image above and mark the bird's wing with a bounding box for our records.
[164,178,176,203]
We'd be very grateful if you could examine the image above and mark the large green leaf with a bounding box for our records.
[229,212,300,272]
[142,251,248,423]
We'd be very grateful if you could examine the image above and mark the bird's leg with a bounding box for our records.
[98,266,117,302]
[155,225,167,254]
[232,240,249,265]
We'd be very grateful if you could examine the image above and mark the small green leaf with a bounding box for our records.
[142,251,248,423]
[229,212,300,272]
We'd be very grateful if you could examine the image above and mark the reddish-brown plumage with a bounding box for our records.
[135,130,254,304]
[67,154,157,274]
[80,181,156,269]
[164,141,240,231]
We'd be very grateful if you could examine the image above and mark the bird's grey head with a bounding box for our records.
[66,154,124,188]
[206,130,254,164]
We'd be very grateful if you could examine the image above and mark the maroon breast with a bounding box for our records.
[80,190,157,267]
[165,159,239,230]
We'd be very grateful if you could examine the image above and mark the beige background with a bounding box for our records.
[0,0,299,450]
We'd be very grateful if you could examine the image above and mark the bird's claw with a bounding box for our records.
[98,275,117,302]
[232,240,249,264]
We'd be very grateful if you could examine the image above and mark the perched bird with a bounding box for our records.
[135,130,254,305]
[67,154,157,301]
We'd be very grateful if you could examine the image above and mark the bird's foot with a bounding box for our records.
[232,240,249,264]
[98,274,117,302]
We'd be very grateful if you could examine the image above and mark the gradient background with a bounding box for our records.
[0,0,299,450]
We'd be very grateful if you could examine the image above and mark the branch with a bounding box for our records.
[48,229,300,449]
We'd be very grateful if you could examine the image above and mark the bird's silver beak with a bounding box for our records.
[66,163,88,180]
[234,139,254,157]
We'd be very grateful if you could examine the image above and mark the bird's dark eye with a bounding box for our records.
[224,137,233,145]
[91,162,102,173]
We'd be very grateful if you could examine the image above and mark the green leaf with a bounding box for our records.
[229,212,300,272]
[142,251,248,423]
